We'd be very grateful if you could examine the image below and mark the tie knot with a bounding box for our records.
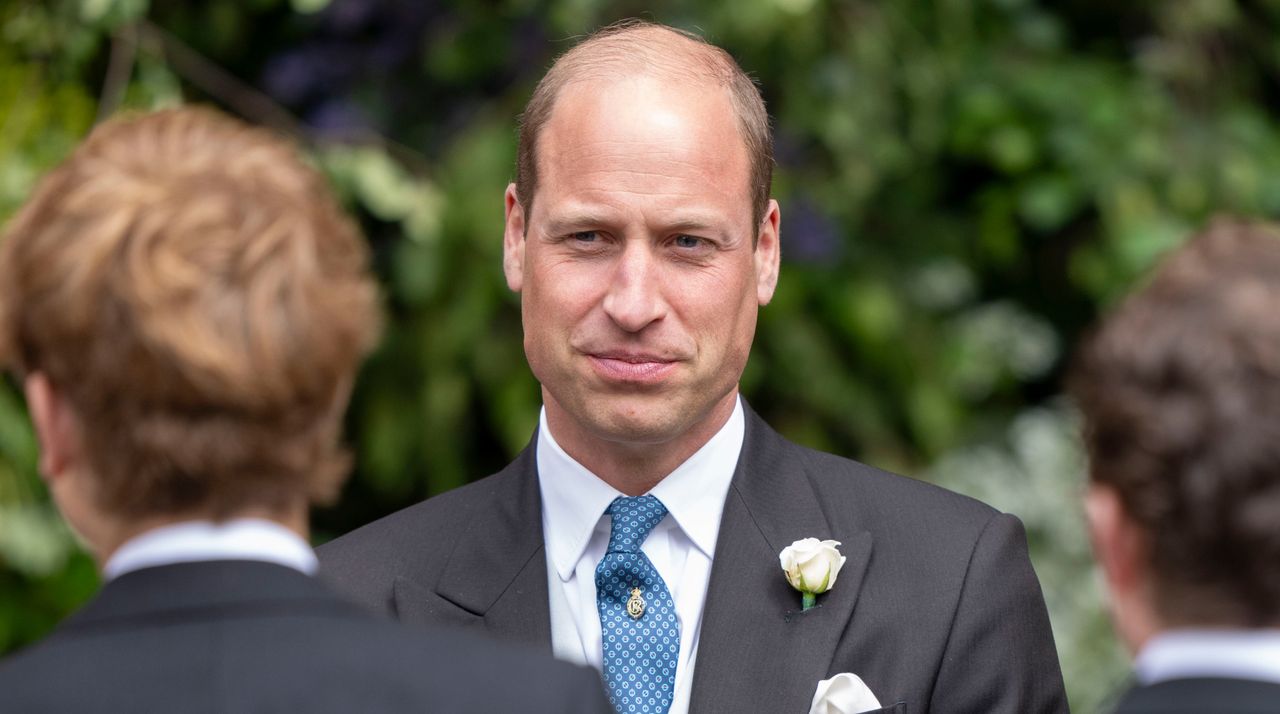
[604,495,668,554]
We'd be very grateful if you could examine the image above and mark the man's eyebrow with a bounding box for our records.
[663,215,724,233]
[542,208,618,235]
[542,207,737,239]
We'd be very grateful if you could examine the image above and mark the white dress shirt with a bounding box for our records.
[102,518,317,581]
[539,397,744,714]
[1135,629,1280,684]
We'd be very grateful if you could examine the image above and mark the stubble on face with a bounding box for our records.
[508,73,777,486]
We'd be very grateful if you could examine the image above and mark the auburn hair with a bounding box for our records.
[0,106,381,519]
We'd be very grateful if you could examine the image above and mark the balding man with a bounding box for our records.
[321,21,1067,714]
[0,107,611,714]
[1073,219,1280,713]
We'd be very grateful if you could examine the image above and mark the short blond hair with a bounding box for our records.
[0,107,381,519]
[515,20,773,234]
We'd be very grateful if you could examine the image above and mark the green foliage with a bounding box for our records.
[5,1,1280,709]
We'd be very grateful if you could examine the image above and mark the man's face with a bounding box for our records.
[503,74,780,450]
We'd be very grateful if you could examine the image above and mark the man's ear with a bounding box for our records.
[503,183,526,293]
[754,199,781,306]
[1085,481,1161,653]
[24,372,81,481]
[1085,483,1146,597]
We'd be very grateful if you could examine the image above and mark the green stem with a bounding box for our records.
[802,591,816,611]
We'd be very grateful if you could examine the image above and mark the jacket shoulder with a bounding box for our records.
[797,443,1000,528]
[0,635,77,713]
[740,402,1001,537]
[316,465,516,612]
[0,600,610,713]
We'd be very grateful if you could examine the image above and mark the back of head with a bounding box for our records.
[0,107,380,520]
[1071,218,1280,627]
[515,19,773,229]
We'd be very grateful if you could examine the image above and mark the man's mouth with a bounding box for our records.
[587,352,679,383]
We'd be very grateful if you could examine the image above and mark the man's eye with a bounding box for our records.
[674,235,704,249]
[571,231,599,243]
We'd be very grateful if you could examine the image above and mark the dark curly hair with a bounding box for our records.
[1071,217,1280,627]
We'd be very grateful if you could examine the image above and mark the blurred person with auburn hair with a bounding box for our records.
[321,19,1066,714]
[0,106,611,714]
[1072,218,1280,712]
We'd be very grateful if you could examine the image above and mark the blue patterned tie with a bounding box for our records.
[596,496,680,714]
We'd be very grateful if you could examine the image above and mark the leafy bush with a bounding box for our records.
[6,0,1280,709]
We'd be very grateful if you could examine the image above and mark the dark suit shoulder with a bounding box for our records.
[383,622,611,712]
[0,572,610,714]
[317,455,527,614]
[781,439,1022,613]
[790,438,1003,536]
[261,615,609,713]
[798,447,998,519]
[320,471,498,571]
[1113,677,1280,713]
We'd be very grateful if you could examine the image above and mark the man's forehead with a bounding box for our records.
[539,75,744,159]
[555,71,733,115]
[535,88,747,207]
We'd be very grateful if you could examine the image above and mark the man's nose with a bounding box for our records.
[602,242,667,332]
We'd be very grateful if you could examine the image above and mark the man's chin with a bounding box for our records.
[588,410,689,447]
[544,384,733,450]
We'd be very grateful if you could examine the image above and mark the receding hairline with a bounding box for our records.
[548,22,749,89]
[516,20,774,232]
[532,24,757,151]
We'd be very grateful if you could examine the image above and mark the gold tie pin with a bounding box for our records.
[626,587,646,619]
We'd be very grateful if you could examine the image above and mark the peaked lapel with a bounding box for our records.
[394,443,553,649]
[690,406,873,713]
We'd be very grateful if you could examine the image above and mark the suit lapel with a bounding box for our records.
[392,407,872,698]
[690,406,873,713]
[395,443,552,649]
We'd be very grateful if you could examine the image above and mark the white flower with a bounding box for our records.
[780,538,846,596]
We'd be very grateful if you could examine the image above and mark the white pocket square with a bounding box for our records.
[809,672,883,714]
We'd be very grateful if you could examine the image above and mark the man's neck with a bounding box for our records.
[544,392,739,496]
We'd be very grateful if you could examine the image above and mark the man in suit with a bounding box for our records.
[0,107,611,713]
[321,20,1067,713]
[1071,219,1280,712]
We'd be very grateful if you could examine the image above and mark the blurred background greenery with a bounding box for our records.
[4,0,1280,709]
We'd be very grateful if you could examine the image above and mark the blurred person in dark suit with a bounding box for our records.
[0,106,611,714]
[1072,218,1280,713]
[320,19,1066,714]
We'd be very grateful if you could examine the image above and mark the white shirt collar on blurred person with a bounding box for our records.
[1135,629,1280,685]
[102,518,317,581]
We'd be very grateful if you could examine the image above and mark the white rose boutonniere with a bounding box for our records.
[780,538,846,611]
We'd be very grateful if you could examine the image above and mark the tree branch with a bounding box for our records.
[96,22,138,124]
[136,20,432,175]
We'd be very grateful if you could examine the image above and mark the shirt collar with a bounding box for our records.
[102,518,318,581]
[1135,628,1280,685]
[538,396,745,582]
